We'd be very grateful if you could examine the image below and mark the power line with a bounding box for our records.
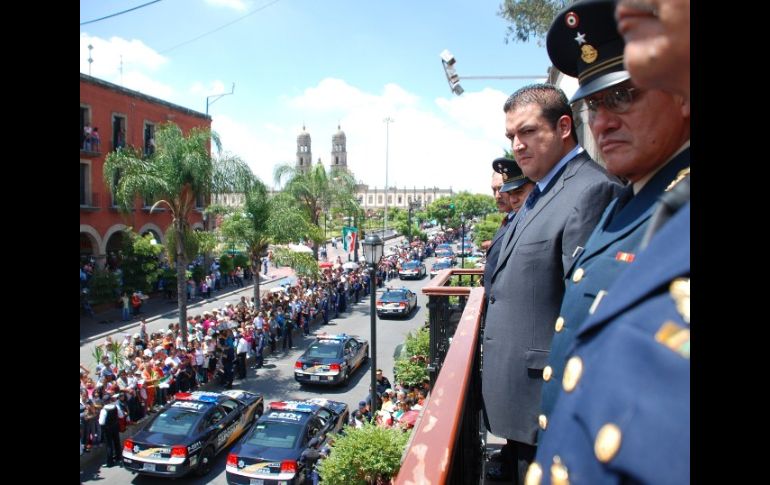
[80,0,164,26]
[159,0,286,55]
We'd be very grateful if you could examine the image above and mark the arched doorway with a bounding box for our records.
[104,231,126,271]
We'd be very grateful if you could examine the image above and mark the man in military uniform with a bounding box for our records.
[482,157,533,302]
[525,1,690,483]
[537,0,690,439]
[482,83,621,483]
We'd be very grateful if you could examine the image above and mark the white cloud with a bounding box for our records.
[213,78,510,194]
[204,0,249,12]
[80,33,175,99]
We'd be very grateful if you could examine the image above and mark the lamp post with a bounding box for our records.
[383,117,394,237]
[206,83,235,115]
[460,213,466,268]
[362,233,384,414]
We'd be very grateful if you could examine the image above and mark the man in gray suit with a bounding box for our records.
[482,83,621,482]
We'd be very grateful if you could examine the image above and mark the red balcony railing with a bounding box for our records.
[394,268,485,484]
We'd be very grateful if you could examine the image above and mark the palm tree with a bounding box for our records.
[274,162,359,258]
[219,180,314,308]
[104,122,253,346]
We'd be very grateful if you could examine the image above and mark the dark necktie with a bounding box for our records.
[517,184,542,224]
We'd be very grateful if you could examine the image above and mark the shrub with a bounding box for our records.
[317,423,409,484]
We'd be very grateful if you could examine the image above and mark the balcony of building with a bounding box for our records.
[394,267,509,485]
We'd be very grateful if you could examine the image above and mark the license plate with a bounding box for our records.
[250,479,264,485]
[311,375,320,381]
[143,463,156,471]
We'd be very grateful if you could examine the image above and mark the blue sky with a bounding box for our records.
[80,0,556,194]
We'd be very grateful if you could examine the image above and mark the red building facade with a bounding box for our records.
[80,74,210,268]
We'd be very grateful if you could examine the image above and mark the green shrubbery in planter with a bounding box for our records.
[317,423,409,484]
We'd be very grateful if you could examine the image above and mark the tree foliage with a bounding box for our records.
[317,423,410,485]
[498,0,570,45]
[272,248,320,280]
[103,122,253,345]
[394,327,430,386]
[120,230,164,294]
[473,213,506,247]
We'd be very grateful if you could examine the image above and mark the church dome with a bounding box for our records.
[297,124,311,142]
[332,124,346,141]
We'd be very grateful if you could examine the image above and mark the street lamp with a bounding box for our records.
[362,233,384,414]
[440,49,547,96]
[460,213,466,269]
[383,117,394,236]
[206,83,235,115]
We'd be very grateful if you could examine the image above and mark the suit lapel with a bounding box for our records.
[492,153,587,280]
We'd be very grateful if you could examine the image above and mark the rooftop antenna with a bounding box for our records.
[88,44,93,76]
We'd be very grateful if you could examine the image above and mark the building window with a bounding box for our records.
[335,156,339,164]
[144,123,156,156]
[398,195,402,204]
[407,195,413,203]
[417,195,422,201]
[378,195,383,205]
[112,115,127,151]
[196,193,205,209]
[388,195,393,204]
[368,195,373,205]
[426,195,432,203]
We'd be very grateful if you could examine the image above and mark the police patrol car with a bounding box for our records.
[225,399,349,485]
[294,333,369,386]
[122,390,264,478]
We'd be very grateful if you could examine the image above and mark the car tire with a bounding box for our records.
[340,368,348,385]
[195,447,214,477]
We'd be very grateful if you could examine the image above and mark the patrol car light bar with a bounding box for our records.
[316,333,347,340]
[176,391,220,403]
[269,401,317,412]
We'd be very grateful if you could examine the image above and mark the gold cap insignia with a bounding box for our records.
[594,423,622,463]
[581,44,598,63]
[562,356,583,392]
[669,277,690,324]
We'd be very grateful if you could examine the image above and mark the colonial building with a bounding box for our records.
[297,125,453,210]
[80,73,208,268]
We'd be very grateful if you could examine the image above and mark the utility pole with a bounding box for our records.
[206,83,235,116]
[383,117,394,237]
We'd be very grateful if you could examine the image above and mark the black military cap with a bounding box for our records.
[546,0,630,103]
[492,157,530,193]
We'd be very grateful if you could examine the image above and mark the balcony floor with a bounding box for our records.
[481,432,516,485]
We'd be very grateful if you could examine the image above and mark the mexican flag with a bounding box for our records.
[342,226,358,254]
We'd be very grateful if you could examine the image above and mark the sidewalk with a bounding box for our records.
[79,267,296,344]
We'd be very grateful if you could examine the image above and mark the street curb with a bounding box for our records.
[81,275,289,345]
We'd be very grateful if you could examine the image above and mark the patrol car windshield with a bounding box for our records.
[305,340,342,359]
[244,421,303,449]
[402,261,420,269]
[381,290,408,302]
[146,407,204,436]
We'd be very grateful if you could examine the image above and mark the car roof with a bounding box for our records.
[174,391,232,405]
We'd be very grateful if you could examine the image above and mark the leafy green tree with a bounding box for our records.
[104,122,253,346]
[274,162,359,258]
[426,197,456,229]
[120,230,164,294]
[272,248,320,280]
[219,183,318,306]
[498,0,570,44]
[87,269,120,306]
[473,213,506,246]
[317,423,409,484]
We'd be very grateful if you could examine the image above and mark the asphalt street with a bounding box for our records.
[80,242,433,484]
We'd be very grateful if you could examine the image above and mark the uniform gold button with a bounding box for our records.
[572,268,584,283]
[538,414,548,430]
[562,356,583,392]
[550,456,570,485]
[543,365,553,382]
[524,462,542,485]
[594,423,622,463]
[555,316,565,332]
